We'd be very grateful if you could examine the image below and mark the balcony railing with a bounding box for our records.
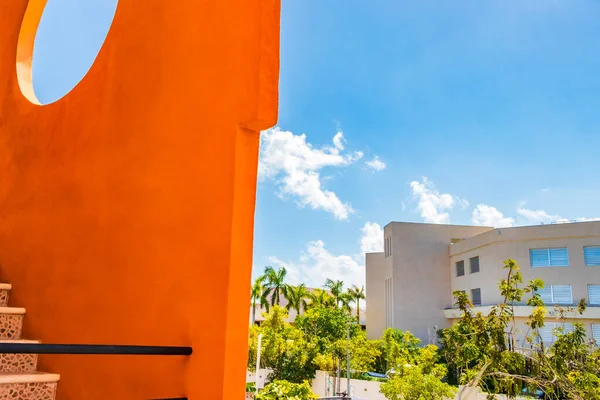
[0,342,192,399]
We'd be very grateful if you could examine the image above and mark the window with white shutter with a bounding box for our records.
[537,287,553,304]
[559,322,575,334]
[589,285,600,305]
[552,285,573,304]
[537,322,575,345]
[530,248,569,267]
[584,247,600,266]
[536,285,573,304]
[537,326,554,345]
[592,324,600,345]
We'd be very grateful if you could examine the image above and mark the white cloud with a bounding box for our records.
[517,207,561,223]
[259,127,363,220]
[360,222,384,254]
[409,177,467,224]
[268,240,365,288]
[471,204,515,228]
[333,132,345,150]
[365,156,386,172]
[575,217,600,222]
[516,207,600,224]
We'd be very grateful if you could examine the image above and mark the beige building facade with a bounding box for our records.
[366,221,600,348]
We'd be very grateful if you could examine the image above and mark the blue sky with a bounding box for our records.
[32,0,600,289]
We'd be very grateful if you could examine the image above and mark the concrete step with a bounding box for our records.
[0,285,11,308]
[0,307,25,340]
[0,373,59,400]
[0,340,40,373]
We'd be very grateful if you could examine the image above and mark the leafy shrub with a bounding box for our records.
[255,380,317,400]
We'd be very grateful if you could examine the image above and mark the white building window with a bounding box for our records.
[589,285,600,305]
[469,256,480,274]
[537,322,575,345]
[592,324,600,345]
[456,261,465,277]
[537,285,573,304]
[530,248,569,267]
[584,246,600,266]
[471,288,482,306]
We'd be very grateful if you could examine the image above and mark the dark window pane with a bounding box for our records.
[456,261,465,277]
[471,288,481,306]
[470,256,480,274]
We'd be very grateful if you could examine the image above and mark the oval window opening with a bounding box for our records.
[17,0,118,105]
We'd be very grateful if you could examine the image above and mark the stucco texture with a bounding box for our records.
[0,0,280,399]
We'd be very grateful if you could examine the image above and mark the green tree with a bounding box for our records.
[255,380,317,400]
[262,266,289,311]
[307,288,336,309]
[381,340,456,400]
[343,329,381,372]
[324,278,345,307]
[380,364,456,400]
[254,305,318,383]
[382,328,422,371]
[295,305,357,355]
[286,284,310,316]
[347,285,366,323]
[438,259,599,399]
[251,276,266,325]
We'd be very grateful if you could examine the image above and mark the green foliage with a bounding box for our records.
[306,288,336,309]
[250,264,600,400]
[382,328,422,370]
[347,284,366,322]
[246,382,256,393]
[261,266,290,311]
[380,363,456,400]
[295,305,358,355]
[437,258,600,399]
[344,330,381,372]
[254,306,319,383]
[286,284,310,316]
[255,380,317,400]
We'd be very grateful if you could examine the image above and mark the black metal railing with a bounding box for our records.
[0,342,192,355]
[0,342,192,399]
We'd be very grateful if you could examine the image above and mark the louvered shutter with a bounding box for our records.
[592,324,600,344]
[584,247,600,266]
[560,323,574,334]
[589,285,600,305]
[536,287,553,304]
[552,285,573,304]
[538,325,554,345]
[530,249,550,267]
[549,248,569,266]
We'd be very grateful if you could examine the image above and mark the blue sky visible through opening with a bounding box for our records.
[32,0,600,290]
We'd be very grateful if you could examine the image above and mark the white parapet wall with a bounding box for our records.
[248,370,532,400]
[311,370,386,400]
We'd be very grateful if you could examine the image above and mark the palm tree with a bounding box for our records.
[339,292,353,314]
[285,284,310,316]
[307,288,336,309]
[347,285,366,322]
[250,276,266,325]
[324,278,345,307]
[261,266,289,311]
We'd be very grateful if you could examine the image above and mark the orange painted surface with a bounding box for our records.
[0,0,279,398]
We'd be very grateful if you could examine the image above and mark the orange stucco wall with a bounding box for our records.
[0,1,279,399]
